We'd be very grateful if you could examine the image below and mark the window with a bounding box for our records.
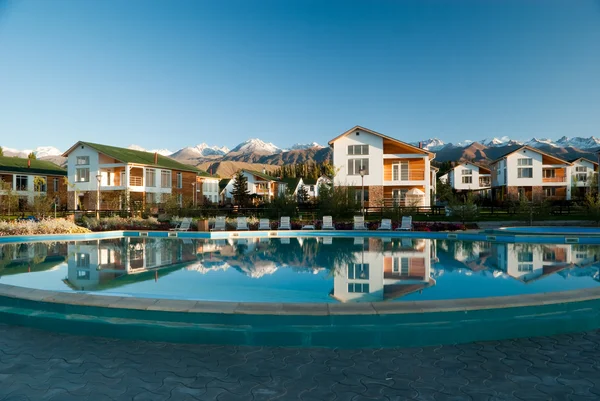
[309,185,314,192]
[76,168,90,182]
[517,158,533,166]
[76,156,89,165]
[34,177,47,192]
[543,169,555,178]
[518,252,533,262]
[77,270,90,280]
[145,169,156,187]
[576,166,587,172]
[347,145,369,155]
[177,172,183,189]
[518,264,533,272]
[543,251,556,261]
[518,168,533,178]
[347,283,370,293]
[544,187,556,197]
[576,173,587,182]
[392,189,407,205]
[462,176,473,184]
[347,158,369,175]
[354,188,369,203]
[146,192,156,204]
[161,170,171,188]
[76,253,90,268]
[347,263,369,280]
[16,175,28,191]
[462,169,472,175]
[53,178,59,192]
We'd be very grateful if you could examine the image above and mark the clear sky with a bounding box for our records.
[1,0,600,151]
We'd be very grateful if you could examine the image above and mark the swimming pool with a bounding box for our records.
[1,237,599,302]
[1,234,600,347]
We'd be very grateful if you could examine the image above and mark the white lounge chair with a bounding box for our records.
[279,216,291,230]
[211,216,226,231]
[353,216,367,230]
[322,237,333,245]
[397,216,413,231]
[170,217,192,232]
[322,216,335,230]
[377,218,392,231]
[236,217,249,231]
[258,218,270,230]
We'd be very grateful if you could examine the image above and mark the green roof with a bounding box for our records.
[76,142,208,174]
[281,177,302,189]
[219,178,231,191]
[0,156,66,176]
[302,177,317,185]
[244,169,281,182]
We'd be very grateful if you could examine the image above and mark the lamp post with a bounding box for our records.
[95,174,102,219]
[191,182,196,207]
[359,167,366,218]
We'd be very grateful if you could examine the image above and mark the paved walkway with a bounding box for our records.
[0,324,599,401]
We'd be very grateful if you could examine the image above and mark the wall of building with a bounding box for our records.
[332,129,384,187]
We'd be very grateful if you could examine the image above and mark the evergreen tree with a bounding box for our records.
[28,152,36,160]
[232,172,250,207]
[0,146,3,156]
[297,185,309,204]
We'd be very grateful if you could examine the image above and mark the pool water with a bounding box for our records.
[1,237,599,303]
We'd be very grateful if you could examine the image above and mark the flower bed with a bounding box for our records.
[0,219,91,236]
[82,216,171,231]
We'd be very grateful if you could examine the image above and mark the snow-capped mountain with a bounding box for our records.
[289,142,324,150]
[170,143,229,159]
[228,138,282,155]
[1,146,62,158]
[127,144,173,156]
[556,136,600,149]
[411,138,445,151]
[525,138,559,148]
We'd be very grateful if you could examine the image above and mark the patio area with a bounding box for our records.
[0,323,599,400]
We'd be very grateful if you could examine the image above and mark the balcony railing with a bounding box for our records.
[542,177,567,183]
[129,176,143,186]
[386,170,426,181]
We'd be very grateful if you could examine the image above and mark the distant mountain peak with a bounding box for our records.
[127,144,173,156]
[289,142,324,150]
[229,138,282,154]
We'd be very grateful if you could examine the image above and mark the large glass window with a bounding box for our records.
[462,176,473,184]
[161,170,171,188]
[347,158,369,175]
[347,145,369,155]
[76,156,89,165]
[16,175,28,191]
[518,168,533,178]
[347,263,370,280]
[347,283,370,293]
[76,168,90,182]
[517,158,533,166]
[53,178,59,192]
[145,169,156,187]
[177,172,183,189]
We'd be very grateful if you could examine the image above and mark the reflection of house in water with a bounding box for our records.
[491,243,575,283]
[0,242,68,275]
[332,238,436,302]
[65,238,198,291]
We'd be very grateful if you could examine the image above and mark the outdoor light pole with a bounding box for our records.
[95,174,102,219]
[192,182,196,207]
[359,167,366,218]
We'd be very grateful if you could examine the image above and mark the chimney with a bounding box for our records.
[27,159,31,168]
[419,142,422,149]
[154,152,158,164]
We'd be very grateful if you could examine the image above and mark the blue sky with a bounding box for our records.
[1,0,599,151]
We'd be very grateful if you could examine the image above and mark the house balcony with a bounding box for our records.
[542,176,567,184]
[384,170,426,186]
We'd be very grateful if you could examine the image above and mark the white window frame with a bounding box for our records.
[518,168,533,178]
[145,169,156,187]
[347,145,369,155]
[161,170,171,188]
[177,172,183,189]
[517,158,533,166]
[462,176,473,184]
[76,156,89,165]
[347,158,369,176]
[16,175,28,191]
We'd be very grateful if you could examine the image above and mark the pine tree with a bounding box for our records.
[232,172,250,207]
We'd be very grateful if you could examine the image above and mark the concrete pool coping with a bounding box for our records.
[3,227,600,245]
[2,283,600,316]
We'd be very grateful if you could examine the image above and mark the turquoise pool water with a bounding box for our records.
[2,237,599,303]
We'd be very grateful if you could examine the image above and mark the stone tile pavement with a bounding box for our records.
[0,323,599,400]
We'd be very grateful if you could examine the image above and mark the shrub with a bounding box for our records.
[0,219,91,236]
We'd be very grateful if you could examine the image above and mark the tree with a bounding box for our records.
[28,152,36,160]
[584,193,600,226]
[0,146,3,156]
[32,195,53,217]
[231,172,251,207]
[297,185,309,204]
[0,179,18,216]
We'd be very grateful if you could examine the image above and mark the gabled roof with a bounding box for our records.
[281,177,303,189]
[0,156,67,176]
[243,169,281,182]
[456,161,491,174]
[63,141,206,174]
[569,157,598,166]
[490,145,571,165]
[302,177,317,185]
[219,178,232,191]
[328,126,434,158]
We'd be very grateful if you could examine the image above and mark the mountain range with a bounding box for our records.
[2,135,599,177]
